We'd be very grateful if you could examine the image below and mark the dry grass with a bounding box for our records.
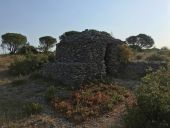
[0,55,15,69]
[134,49,170,62]
[0,55,16,85]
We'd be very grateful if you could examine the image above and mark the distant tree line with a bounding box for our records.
[1,30,167,55]
[0,33,57,54]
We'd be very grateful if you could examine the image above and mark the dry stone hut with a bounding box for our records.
[42,30,124,86]
[42,30,167,86]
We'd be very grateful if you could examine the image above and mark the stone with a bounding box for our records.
[42,30,123,86]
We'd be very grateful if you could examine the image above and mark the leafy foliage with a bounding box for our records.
[17,44,38,54]
[1,33,27,54]
[126,34,154,49]
[39,36,57,52]
[124,69,170,128]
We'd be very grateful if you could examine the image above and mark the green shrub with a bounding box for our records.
[23,102,43,115]
[146,54,168,62]
[45,86,57,101]
[9,54,51,75]
[124,69,170,128]
[17,45,38,54]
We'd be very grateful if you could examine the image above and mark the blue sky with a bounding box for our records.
[0,0,169,48]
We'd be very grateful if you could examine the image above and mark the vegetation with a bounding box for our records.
[1,33,27,54]
[161,46,169,51]
[129,45,142,52]
[118,44,134,64]
[136,54,143,60]
[124,69,170,128]
[9,53,53,75]
[0,29,169,127]
[17,43,38,54]
[159,48,170,56]
[23,102,43,115]
[51,83,130,122]
[146,54,168,62]
[39,36,57,52]
[45,85,57,101]
[126,34,154,50]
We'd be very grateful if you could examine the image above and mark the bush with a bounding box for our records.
[146,54,168,62]
[51,84,130,122]
[9,54,51,75]
[23,102,43,115]
[45,86,57,101]
[17,45,38,54]
[118,44,134,64]
[124,69,170,128]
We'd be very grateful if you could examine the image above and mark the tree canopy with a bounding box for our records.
[1,33,27,54]
[126,34,154,49]
[39,36,57,52]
